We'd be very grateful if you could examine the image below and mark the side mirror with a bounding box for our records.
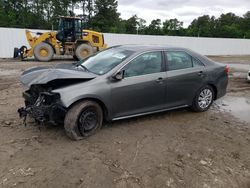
[113,70,124,80]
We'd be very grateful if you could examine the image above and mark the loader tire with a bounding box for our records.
[34,42,54,62]
[75,43,94,60]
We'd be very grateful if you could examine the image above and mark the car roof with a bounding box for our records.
[113,44,188,52]
[111,44,214,66]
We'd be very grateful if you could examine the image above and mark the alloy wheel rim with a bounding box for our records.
[198,89,213,109]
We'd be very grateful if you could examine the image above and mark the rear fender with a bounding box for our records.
[209,66,228,99]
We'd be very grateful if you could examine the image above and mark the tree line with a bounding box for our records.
[1,0,250,38]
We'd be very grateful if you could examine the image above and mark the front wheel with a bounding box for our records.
[191,85,214,112]
[64,100,103,140]
[33,42,54,62]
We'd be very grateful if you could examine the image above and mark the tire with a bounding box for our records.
[191,85,214,112]
[19,46,28,60]
[64,100,103,140]
[33,42,54,62]
[75,43,94,60]
[13,48,19,58]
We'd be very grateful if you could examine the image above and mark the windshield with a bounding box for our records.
[58,19,63,32]
[80,48,134,75]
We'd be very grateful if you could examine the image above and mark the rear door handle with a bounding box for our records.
[156,77,164,83]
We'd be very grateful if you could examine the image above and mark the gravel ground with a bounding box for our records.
[0,57,250,188]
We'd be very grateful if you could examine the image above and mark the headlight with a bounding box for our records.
[40,92,60,105]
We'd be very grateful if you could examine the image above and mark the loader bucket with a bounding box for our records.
[13,46,28,59]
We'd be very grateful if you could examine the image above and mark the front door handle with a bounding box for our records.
[156,77,164,83]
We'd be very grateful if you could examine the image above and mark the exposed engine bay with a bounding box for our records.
[17,64,96,125]
[18,84,66,125]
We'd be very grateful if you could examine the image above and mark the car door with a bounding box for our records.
[111,51,167,119]
[165,51,207,108]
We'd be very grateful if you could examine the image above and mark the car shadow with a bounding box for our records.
[25,107,193,140]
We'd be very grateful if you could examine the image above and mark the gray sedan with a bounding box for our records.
[18,45,228,140]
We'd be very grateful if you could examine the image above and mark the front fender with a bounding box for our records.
[53,81,112,116]
[62,94,106,108]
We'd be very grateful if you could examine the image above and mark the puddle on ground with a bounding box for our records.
[228,64,250,71]
[214,96,250,123]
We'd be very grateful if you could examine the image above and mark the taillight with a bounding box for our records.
[225,65,229,76]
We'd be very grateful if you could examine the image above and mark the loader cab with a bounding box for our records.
[56,17,83,42]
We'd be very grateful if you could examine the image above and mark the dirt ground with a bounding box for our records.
[0,56,250,188]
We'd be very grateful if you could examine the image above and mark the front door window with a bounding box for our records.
[124,51,163,77]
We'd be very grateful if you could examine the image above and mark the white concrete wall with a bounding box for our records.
[0,27,51,58]
[1,27,250,58]
[104,33,250,56]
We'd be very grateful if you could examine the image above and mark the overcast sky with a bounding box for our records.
[117,0,250,27]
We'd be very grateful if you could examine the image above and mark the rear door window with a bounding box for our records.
[165,51,204,71]
[192,57,204,67]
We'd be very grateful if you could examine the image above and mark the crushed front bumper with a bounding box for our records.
[18,91,66,125]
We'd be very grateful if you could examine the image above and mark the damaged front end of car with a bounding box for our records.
[18,66,97,126]
[18,85,66,125]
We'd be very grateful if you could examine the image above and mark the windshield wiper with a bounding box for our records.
[78,64,89,72]
[75,63,98,75]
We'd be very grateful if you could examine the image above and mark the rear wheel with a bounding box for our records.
[75,43,94,60]
[64,100,103,140]
[191,85,214,112]
[34,42,54,62]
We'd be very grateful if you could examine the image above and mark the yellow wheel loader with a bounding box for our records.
[14,16,107,61]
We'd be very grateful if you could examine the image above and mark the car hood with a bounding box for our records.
[21,65,97,87]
